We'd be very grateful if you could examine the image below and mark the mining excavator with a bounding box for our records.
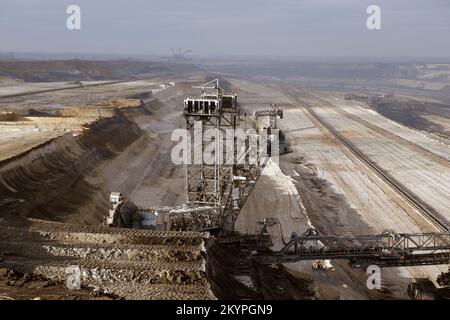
[105,79,289,233]
[103,80,450,299]
[253,220,450,299]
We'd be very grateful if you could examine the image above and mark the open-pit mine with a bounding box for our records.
[1,62,450,301]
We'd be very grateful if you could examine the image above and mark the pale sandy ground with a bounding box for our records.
[323,93,450,159]
[233,78,449,299]
[0,79,176,164]
[0,129,63,162]
[0,116,100,162]
[96,84,189,210]
[0,81,112,96]
[236,159,312,248]
[0,80,171,112]
[303,91,450,221]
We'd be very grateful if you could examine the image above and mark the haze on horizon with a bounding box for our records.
[1,0,450,59]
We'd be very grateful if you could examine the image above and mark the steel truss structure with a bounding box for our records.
[254,229,450,267]
[183,79,265,231]
[254,104,283,129]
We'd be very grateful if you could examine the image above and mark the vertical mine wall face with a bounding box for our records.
[0,108,146,224]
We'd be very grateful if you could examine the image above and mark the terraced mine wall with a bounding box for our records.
[0,105,153,224]
[0,218,214,299]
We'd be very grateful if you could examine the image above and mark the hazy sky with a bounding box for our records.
[1,0,449,57]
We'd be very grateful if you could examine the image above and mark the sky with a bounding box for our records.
[0,0,449,58]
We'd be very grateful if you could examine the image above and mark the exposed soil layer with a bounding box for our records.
[0,105,151,224]
[0,217,213,300]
